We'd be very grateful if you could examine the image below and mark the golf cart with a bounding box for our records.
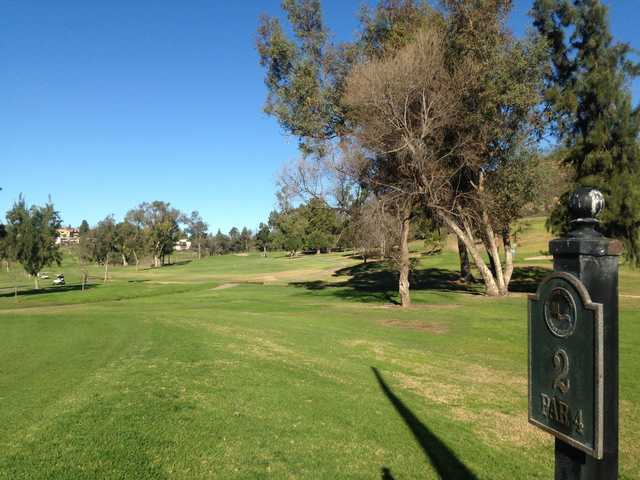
[53,274,65,286]
[38,272,49,279]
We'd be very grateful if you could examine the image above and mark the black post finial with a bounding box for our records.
[568,187,605,237]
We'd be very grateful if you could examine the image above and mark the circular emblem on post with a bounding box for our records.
[544,287,577,337]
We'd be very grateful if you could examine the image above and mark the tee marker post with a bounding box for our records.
[529,188,621,479]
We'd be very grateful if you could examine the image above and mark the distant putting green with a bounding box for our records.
[1,220,638,479]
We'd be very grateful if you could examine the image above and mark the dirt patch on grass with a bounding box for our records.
[395,366,542,447]
[464,364,527,388]
[380,319,448,334]
[456,408,547,447]
[150,281,192,284]
[378,303,460,310]
[620,399,640,463]
[0,303,92,315]
[247,261,358,284]
[240,336,350,384]
[211,283,239,291]
[393,371,462,404]
[343,339,389,358]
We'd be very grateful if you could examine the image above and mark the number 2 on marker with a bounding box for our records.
[553,349,570,394]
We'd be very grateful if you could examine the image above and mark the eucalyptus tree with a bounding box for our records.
[258,0,434,304]
[93,215,118,282]
[115,220,145,268]
[240,227,253,252]
[4,196,62,289]
[345,3,544,299]
[258,0,545,302]
[126,201,181,267]
[184,210,208,259]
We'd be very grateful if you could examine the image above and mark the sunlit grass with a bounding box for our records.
[1,219,638,479]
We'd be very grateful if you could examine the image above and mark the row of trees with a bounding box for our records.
[0,197,272,289]
[257,0,640,306]
[82,201,191,271]
[0,190,366,290]
[79,203,267,272]
[0,191,437,291]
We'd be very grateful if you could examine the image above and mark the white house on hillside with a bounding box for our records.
[56,227,80,245]
[174,239,192,251]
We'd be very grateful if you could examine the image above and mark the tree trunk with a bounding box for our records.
[316,248,321,255]
[82,271,87,291]
[488,252,497,277]
[457,237,474,283]
[121,253,128,267]
[399,215,411,307]
[440,214,502,296]
[104,259,109,283]
[481,211,506,294]
[34,275,39,290]
[263,246,267,258]
[133,250,139,271]
[477,172,507,295]
[198,241,201,260]
[502,228,514,289]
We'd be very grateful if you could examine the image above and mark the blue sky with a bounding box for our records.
[1,1,638,233]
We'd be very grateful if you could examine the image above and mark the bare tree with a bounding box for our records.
[348,196,398,263]
[345,22,542,298]
[345,27,466,303]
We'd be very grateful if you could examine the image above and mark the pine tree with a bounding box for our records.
[255,223,272,256]
[532,0,640,263]
[79,219,90,235]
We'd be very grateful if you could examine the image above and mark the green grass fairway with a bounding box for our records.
[1,221,639,479]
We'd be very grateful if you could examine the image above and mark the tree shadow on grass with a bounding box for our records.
[290,260,481,304]
[380,466,396,479]
[157,260,192,268]
[0,283,98,298]
[140,259,192,271]
[372,367,478,480]
[508,266,551,293]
